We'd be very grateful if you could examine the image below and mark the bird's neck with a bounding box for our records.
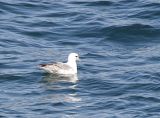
[67,60,77,74]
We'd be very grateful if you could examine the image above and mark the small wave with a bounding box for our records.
[0,74,23,80]
[123,95,160,104]
[130,9,160,19]
[141,2,160,8]
[85,52,106,59]
[38,12,78,18]
[27,21,60,28]
[101,23,160,42]
[70,1,113,6]
[21,30,51,37]
[17,2,48,9]
[0,1,29,15]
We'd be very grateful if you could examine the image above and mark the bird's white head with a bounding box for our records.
[67,53,79,74]
[68,53,80,62]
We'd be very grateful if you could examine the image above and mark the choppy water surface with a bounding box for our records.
[0,0,160,117]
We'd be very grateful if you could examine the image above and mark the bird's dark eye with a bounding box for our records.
[76,56,78,57]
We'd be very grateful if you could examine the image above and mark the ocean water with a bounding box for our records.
[0,0,160,117]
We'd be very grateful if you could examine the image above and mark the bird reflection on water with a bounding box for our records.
[41,74,78,83]
[40,73,81,103]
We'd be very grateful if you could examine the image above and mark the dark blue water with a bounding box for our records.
[0,0,160,117]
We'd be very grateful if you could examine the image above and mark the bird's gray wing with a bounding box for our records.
[40,62,72,73]
[54,62,72,70]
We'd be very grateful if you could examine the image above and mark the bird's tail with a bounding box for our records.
[39,64,47,67]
